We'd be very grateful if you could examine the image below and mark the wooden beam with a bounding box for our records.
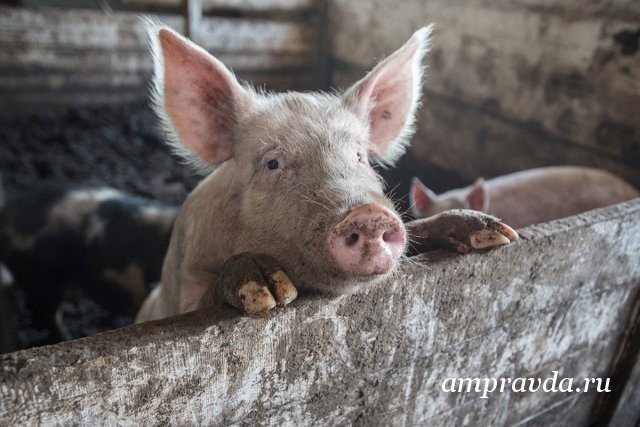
[184,0,202,40]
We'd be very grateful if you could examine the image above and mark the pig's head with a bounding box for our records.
[410,177,489,218]
[149,24,433,294]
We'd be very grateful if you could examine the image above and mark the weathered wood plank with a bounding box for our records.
[195,17,316,53]
[1,200,638,425]
[0,89,146,108]
[202,0,318,10]
[0,6,321,110]
[0,9,315,52]
[121,0,179,8]
[15,0,320,15]
[0,73,315,110]
[0,51,315,77]
[122,0,319,12]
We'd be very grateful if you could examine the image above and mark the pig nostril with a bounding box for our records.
[383,230,399,243]
[345,233,359,247]
[329,204,407,276]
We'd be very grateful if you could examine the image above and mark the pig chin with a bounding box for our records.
[290,233,405,294]
[279,240,403,295]
[328,243,401,277]
[296,262,400,295]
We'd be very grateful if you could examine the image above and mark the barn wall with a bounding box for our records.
[1,200,639,425]
[0,0,329,201]
[329,0,640,188]
[0,0,328,111]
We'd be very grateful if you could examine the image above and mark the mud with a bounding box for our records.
[0,103,200,203]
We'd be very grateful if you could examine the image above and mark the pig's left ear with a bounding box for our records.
[343,25,433,167]
[410,177,437,217]
[466,178,490,212]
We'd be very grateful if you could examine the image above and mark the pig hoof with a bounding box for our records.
[470,218,518,250]
[492,222,519,242]
[406,209,519,254]
[269,270,298,307]
[218,252,298,315]
[470,229,511,249]
[238,281,277,314]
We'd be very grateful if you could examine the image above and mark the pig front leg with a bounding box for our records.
[198,253,298,315]
[406,209,518,254]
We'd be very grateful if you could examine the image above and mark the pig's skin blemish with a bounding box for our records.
[382,110,392,120]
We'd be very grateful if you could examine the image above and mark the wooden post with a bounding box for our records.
[184,0,202,41]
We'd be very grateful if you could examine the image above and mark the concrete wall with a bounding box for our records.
[330,0,640,188]
[1,199,639,425]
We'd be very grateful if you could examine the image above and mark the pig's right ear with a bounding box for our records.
[343,26,433,167]
[148,23,253,173]
[410,177,437,217]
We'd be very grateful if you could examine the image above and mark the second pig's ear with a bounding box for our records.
[149,23,253,174]
[410,177,437,217]
[343,25,433,167]
[466,178,490,212]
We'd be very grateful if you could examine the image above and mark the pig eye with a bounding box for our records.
[266,159,279,170]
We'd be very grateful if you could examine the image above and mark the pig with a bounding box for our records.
[135,23,518,322]
[0,183,177,343]
[410,166,640,229]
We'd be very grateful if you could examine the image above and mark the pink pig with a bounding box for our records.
[135,23,518,322]
[411,166,639,229]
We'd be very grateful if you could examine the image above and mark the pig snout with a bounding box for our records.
[328,204,406,276]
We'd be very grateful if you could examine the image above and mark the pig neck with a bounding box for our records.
[161,162,246,314]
